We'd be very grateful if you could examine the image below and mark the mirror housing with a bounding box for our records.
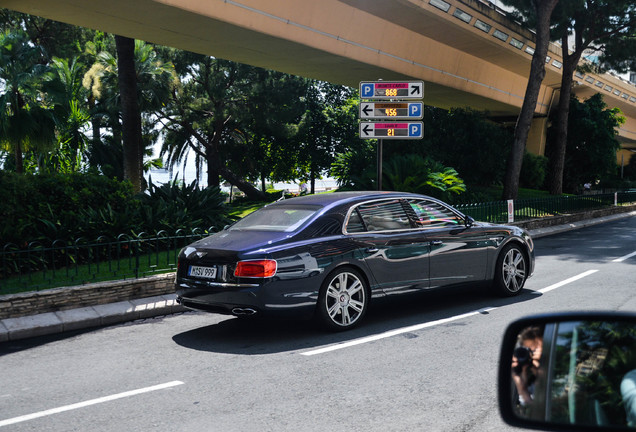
[499,312,636,431]
[465,215,475,227]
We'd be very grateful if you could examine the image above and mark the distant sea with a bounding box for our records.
[146,167,338,194]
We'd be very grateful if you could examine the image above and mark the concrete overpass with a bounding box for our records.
[2,0,635,163]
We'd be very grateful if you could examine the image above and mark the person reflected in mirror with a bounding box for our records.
[511,326,544,412]
[621,369,636,427]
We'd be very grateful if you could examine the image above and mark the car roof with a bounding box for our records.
[272,191,426,208]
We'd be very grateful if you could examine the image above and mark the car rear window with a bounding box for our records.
[229,205,319,232]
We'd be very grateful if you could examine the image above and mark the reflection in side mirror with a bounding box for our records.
[499,313,636,431]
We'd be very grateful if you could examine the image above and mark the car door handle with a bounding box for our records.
[365,247,379,253]
[430,240,443,246]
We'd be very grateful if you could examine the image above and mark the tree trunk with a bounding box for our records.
[218,165,265,200]
[88,95,101,149]
[502,0,559,200]
[546,34,584,195]
[115,35,143,193]
[13,142,23,174]
[207,164,220,188]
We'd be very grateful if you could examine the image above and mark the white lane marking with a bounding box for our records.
[613,251,636,263]
[531,270,599,295]
[301,307,497,356]
[0,381,184,428]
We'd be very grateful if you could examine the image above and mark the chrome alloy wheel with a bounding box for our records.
[501,247,527,293]
[320,269,368,329]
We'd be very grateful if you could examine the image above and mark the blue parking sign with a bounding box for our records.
[409,123,422,138]
[409,103,422,118]
[360,83,374,98]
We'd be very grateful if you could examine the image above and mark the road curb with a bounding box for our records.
[526,210,636,238]
[0,294,186,342]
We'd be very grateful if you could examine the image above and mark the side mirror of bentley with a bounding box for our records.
[498,313,636,431]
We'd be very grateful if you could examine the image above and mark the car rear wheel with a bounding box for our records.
[494,244,527,296]
[317,267,368,331]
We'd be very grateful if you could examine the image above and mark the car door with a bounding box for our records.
[345,198,431,295]
[405,198,489,288]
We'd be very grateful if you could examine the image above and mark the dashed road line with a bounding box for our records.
[613,251,636,263]
[0,380,184,428]
[303,268,605,356]
[301,307,497,356]
[533,270,599,295]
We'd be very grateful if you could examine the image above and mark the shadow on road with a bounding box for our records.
[533,217,636,265]
[171,284,543,355]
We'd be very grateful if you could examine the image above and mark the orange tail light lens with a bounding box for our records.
[234,260,277,278]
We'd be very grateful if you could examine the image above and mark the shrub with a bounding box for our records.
[0,173,234,247]
[138,179,234,233]
[0,172,136,246]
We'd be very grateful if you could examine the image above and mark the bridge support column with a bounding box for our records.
[525,117,549,157]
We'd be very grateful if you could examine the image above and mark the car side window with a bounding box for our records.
[345,209,366,233]
[407,199,462,228]
[355,199,412,232]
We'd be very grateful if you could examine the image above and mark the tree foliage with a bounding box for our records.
[546,93,623,193]
[0,28,56,173]
[156,52,357,199]
[546,0,636,195]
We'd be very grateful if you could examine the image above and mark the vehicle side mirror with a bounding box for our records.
[499,313,636,431]
[465,216,475,227]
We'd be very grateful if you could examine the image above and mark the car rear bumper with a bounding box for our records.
[175,278,318,318]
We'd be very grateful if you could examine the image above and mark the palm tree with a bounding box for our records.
[42,57,91,172]
[0,29,56,173]
[84,37,175,190]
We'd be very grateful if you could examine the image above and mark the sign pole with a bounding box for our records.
[377,139,383,191]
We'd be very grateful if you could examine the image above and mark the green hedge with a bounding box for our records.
[0,172,233,247]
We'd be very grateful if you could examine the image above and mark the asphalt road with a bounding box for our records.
[1,216,635,432]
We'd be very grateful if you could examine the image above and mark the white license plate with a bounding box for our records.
[188,265,217,279]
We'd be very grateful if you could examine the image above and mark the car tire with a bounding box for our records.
[494,243,528,296]
[317,267,369,331]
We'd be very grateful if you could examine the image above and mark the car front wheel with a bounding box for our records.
[494,244,528,296]
[317,267,368,331]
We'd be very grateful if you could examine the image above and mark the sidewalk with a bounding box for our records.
[0,294,185,343]
[1,210,635,342]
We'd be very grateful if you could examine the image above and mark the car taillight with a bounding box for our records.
[234,260,277,278]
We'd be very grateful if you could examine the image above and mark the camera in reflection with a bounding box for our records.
[513,346,533,375]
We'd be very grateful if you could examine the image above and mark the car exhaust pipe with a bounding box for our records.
[232,307,257,316]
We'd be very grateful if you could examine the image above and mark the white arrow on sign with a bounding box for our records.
[359,122,423,139]
[359,102,423,119]
[359,81,424,100]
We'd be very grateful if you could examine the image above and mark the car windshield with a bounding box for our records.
[229,205,320,232]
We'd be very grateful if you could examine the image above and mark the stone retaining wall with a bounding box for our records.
[0,273,176,320]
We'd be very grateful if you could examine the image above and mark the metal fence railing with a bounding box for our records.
[1,229,208,294]
[455,191,636,223]
[1,191,635,294]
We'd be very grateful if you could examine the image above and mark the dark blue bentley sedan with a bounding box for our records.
[175,191,534,330]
